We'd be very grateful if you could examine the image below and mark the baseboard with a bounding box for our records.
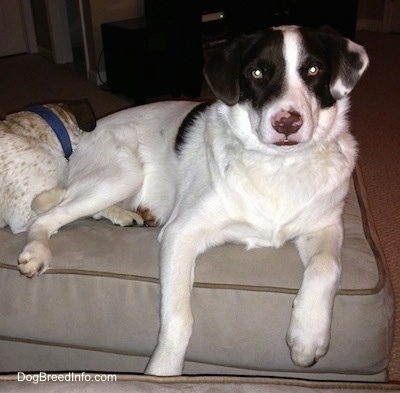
[356,18,384,32]
[37,46,53,61]
[87,69,107,86]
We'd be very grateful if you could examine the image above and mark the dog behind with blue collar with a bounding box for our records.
[0,99,96,233]
[26,100,96,160]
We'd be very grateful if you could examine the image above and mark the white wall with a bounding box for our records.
[85,0,144,83]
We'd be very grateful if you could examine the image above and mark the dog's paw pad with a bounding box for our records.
[136,207,157,227]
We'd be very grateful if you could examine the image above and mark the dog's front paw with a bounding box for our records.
[18,241,52,278]
[286,309,331,368]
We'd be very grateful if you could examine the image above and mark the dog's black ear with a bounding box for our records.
[319,30,369,100]
[204,38,247,106]
[67,99,96,131]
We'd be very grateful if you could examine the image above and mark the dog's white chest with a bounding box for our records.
[216,154,348,249]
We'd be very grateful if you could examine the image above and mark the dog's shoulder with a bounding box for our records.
[175,102,214,153]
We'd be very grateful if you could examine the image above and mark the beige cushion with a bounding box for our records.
[0,166,394,381]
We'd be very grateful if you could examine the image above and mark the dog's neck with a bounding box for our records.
[26,105,73,160]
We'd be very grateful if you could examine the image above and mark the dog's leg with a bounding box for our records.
[18,197,139,278]
[145,219,216,376]
[287,223,343,367]
[31,188,66,214]
[18,159,144,278]
[145,226,196,375]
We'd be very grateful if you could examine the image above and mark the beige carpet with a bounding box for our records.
[349,31,400,383]
[0,54,132,120]
[0,30,399,383]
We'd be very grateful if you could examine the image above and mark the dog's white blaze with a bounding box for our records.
[282,29,302,83]
[266,28,316,145]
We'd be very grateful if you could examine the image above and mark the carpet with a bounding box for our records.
[349,31,400,383]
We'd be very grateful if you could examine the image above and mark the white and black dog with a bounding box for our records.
[17,26,368,375]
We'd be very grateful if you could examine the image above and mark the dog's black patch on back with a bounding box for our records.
[175,102,213,153]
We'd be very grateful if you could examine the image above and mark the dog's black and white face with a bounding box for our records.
[205,25,368,153]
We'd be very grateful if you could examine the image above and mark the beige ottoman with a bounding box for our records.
[0,166,394,382]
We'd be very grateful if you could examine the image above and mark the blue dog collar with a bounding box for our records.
[27,105,73,159]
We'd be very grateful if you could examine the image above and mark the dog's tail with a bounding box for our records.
[31,188,66,214]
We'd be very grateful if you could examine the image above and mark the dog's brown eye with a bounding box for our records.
[307,65,320,76]
[251,69,263,79]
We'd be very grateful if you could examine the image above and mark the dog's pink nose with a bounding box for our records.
[272,110,303,136]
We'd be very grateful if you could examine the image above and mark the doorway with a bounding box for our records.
[65,0,86,73]
[30,0,87,72]
[0,0,36,57]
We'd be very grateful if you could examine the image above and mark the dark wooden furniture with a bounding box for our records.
[101,0,358,103]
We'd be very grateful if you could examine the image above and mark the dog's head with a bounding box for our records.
[204,25,369,152]
[46,99,96,152]
[52,99,96,133]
